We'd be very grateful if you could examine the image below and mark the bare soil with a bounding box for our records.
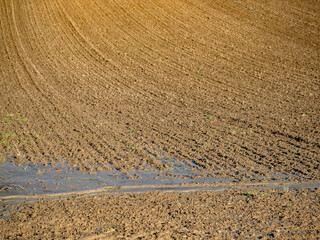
[1,189,320,239]
[1,0,319,179]
[0,0,319,238]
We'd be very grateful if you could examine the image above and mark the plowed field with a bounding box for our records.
[1,189,320,239]
[1,0,319,180]
[1,0,320,238]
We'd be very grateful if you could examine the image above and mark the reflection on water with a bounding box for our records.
[1,152,318,203]
[0,159,234,199]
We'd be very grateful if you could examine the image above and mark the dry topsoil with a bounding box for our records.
[1,188,320,239]
[0,0,319,180]
[1,0,320,239]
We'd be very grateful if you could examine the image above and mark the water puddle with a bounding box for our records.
[1,158,319,204]
[0,159,233,200]
[1,150,319,204]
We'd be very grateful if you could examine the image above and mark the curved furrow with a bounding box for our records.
[182,0,319,89]
[1,1,105,165]
[0,1,41,111]
[8,1,62,106]
[23,0,168,169]
[61,0,221,120]
[38,0,131,104]
[0,0,319,181]
[9,2,92,161]
[88,0,278,112]
[125,0,310,111]
[54,0,179,110]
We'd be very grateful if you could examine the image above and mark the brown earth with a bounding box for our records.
[0,0,320,239]
[0,0,319,180]
[1,188,320,239]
